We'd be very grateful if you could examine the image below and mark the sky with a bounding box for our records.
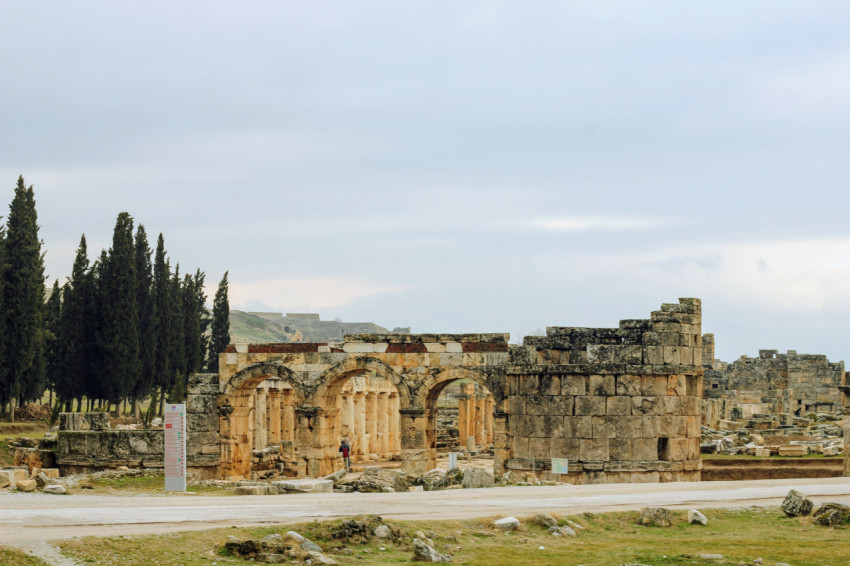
[2,2,850,363]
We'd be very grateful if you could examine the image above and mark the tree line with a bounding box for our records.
[0,175,231,421]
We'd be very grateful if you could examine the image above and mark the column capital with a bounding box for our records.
[399,407,426,418]
[295,406,322,417]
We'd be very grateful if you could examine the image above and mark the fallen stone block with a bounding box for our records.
[31,468,60,479]
[234,485,276,496]
[461,469,494,489]
[413,538,452,562]
[530,513,558,528]
[0,468,28,489]
[778,445,808,457]
[638,507,673,527]
[494,517,520,531]
[272,479,333,494]
[0,476,10,489]
[688,509,708,525]
[15,479,37,492]
[43,484,68,495]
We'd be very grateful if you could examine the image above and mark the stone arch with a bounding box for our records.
[405,366,509,475]
[218,361,303,480]
[296,357,409,476]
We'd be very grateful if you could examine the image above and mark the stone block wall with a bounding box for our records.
[505,298,703,483]
[701,341,845,426]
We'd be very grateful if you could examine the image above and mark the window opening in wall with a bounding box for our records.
[658,437,670,461]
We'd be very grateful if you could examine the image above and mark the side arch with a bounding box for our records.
[222,360,301,401]
[416,366,507,409]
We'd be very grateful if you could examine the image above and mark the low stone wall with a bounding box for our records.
[56,375,221,479]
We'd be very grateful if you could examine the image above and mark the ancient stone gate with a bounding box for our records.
[212,298,705,483]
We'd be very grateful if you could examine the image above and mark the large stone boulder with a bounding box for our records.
[461,469,494,489]
[273,479,333,494]
[493,517,520,531]
[530,513,558,528]
[813,503,850,527]
[688,510,708,525]
[638,507,673,527]
[415,468,463,491]
[351,467,408,493]
[43,484,68,495]
[412,538,452,563]
[781,489,813,517]
[15,479,37,492]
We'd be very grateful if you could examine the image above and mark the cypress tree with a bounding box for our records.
[132,225,155,416]
[150,235,171,416]
[183,269,207,377]
[0,221,7,415]
[58,235,96,409]
[2,176,46,417]
[206,271,230,373]
[167,265,186,402]
[98,212,140,409]
[44,280,62,407]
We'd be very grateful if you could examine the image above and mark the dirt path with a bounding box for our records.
[2,477,849,563]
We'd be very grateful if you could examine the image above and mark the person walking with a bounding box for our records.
[339,439,351,472]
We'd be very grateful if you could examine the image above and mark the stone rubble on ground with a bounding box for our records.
[530,513,558,528]
[638,507,673,527]
[781,489,813,517]
[412,537,452,563]
[688,509,708,525]
[493,517,520,531]
[812,502,850,526]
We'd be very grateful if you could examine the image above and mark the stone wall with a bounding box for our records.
[56,374,221,478]
[702,341,845,426]
[505,298,703,483]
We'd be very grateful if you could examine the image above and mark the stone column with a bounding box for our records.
[493,410,510,476]
[378,392,390,457]
[461,383,476,446]
[219,391,254,480]
[475,394,486,446]
[295,406,323,477]
[354,392,366,457]
[268,388,281,445]
[400,407,429,475]
[484,394,494,445]
[282,389,295,444]
[367,391,379,456]
[254,388,267,449]
[390,393,401,455]
[844,420,850,477]
[342,393,355,440]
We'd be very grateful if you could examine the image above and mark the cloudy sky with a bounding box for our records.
[2,2,850,363]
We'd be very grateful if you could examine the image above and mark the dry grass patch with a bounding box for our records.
[0,545,50,566]
[57,507,850,566]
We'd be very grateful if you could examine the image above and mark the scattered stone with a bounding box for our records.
[461,468,494,489]
[638,507,673,527]
[531,513,558,528]
[33,472,50,487]
[15,479,37,492]
[548,525,576,537]
[261,534,283,545]
[781,489,813,517]
[494,517,520,531]
[373,525,392,539]
[43,484,68,495]
[812,503,850,526]
[688,509,708,525]
[0,476,10,489]
[234,485,277,496]
[566,520,585,530]
[301,540,323,553]
[699,554,723,560]
[272,479,333,494]
[348,467,408,493]
[414,531,435,548]
[307,551,337,564]
[412,538,452,563]
[320,468,347,485]
[150,417,163,428]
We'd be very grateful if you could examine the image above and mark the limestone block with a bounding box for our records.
[591,416,617,439]
[562,375,587,396]
[667,375,687,396]
[755,447,771,457]
[343,342,373,353]
[225,352,238,365]
[540,375,560,395]
[614,416,643,439]
[0,468,28,488]
[508,395,525,415]
[579,439,609,461]
[15,479,37,492]
[445,342,463,353]
[529,437,550,458]
[616,375,642,396]
[187,394,218,415]
[589,374,616,396]
[519,375,540,395]
[187,414,218,433]
[660,396,684,415]
[632,396,660,416]
[609,438,632,460]
[632,439,658,461]
[565,416,593,438]
[549,437,580,460]
[662,346,681,365]
[575,396,606,416]
[512,437,529,459]
[273,479,333,493]
[514,415,539,437]
[437,352,461,367]
[548,395,574,416]
[525,394,550,416]
[606,396,631,416]
[640,416,662,439]
[643,347,664,365]
[31,468,60,479]
[642,376,668,397]
[666,438,690,461]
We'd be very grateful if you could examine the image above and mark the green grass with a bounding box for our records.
[57,507,850,566]
[0,546,50,566]
[85,474,234,496]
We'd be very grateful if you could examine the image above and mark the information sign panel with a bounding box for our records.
[164,403,187,492]
[551,458,569,475]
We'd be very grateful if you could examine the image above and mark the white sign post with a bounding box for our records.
[164,403,187,492]
[551,457,568,481]
[448,452,458,470]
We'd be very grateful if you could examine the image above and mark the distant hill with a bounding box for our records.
[228,311,404,343]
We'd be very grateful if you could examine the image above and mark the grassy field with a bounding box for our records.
[0,421,48,467]
[0,546,49,566]
[55,507,849,566]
